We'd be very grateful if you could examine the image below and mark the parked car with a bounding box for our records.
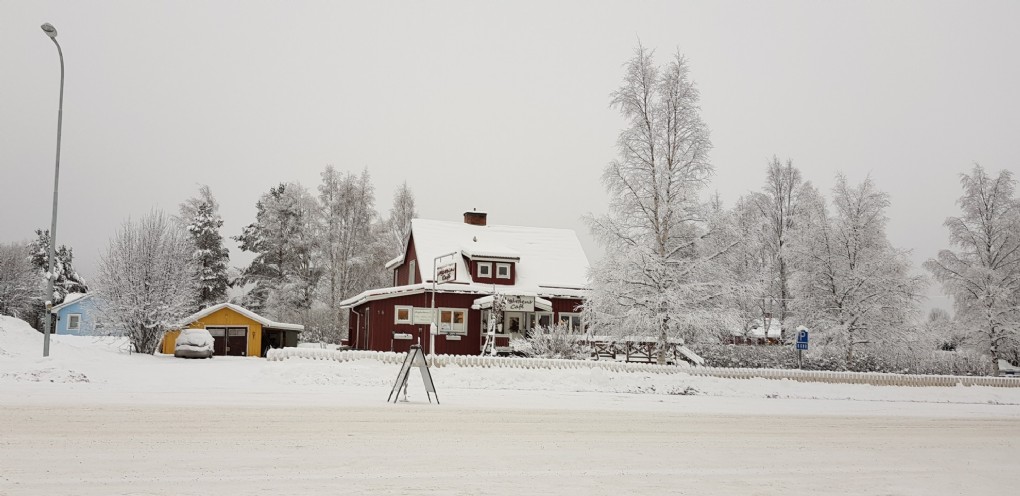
[175,328,215,359]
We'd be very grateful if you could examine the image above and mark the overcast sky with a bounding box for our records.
[2,1,1019,311]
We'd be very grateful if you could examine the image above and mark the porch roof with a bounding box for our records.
[470,294,553,311]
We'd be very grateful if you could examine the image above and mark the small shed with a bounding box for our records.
[161,303,303,357]
[49,293,100,336]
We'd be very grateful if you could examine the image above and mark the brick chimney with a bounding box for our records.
[463,210,487,226]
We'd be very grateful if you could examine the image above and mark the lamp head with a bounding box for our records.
[41,23,58,39]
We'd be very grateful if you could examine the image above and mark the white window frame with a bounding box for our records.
[394,305,412,325]
[557,312,584,332]
[496,263,511,279]
[529,311,554,333]
[477,262,492,278]
[67,313,82,331]
[438,307,468,335]
[409,260,416,285]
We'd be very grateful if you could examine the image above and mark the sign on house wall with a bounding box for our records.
[504,295,535,312]
[412,308,435,325]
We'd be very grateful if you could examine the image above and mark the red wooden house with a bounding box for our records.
[340,211,589,355]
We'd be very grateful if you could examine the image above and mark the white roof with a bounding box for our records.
[411,218,589,289]
[179,303,304,331]
[50,293,94,314]
[460,241,520,260]
[732,319,782,338]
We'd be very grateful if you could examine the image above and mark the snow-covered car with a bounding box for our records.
[174,328,215,359]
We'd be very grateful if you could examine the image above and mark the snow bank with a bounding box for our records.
[0,315,94,383]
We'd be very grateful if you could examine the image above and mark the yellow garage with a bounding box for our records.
[162,303,303,357]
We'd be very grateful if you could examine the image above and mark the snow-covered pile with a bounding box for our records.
[0,316,92,383]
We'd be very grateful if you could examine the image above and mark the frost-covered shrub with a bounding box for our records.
[509,325,587,360]
[690,342,992,375]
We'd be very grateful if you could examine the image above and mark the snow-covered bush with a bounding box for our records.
[509,325,587,360]
[691,343,992,375]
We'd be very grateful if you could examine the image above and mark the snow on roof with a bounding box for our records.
[470,294,553,311]
[179,303,304,331]
[339,282,586,309]
[384,255,404,270]
[460,241,520,260]
[50,293,94,314]
[732,319,782,338]
[411,218,589,290]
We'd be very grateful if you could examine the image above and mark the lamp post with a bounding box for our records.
[40,22,64,357]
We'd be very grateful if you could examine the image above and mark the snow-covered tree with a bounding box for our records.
[235,182,321,323]
[383,181,417,257]
[316,167,385,342]
[925,165,1020,374]
[745,157,811,340]
[179,185,230,311]
[94,211,199,354]
[793,175,925,363]
[0,242,41,318]
[28,229,88,304]
[585,45,740,362]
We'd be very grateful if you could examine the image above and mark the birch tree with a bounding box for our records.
[179,185,230,310]
[316,167,383,341]
[793,175,925,363]
[384,181,417,258]
[0,242,41,318]
[747,157,810,340]
[925,165,1020,374]
[585,45,739,362]
[94,211,199,354]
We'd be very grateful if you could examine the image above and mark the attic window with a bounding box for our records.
[496,263,511,279]
[477,262,492,278]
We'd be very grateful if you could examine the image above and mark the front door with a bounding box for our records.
[505,312,525,340]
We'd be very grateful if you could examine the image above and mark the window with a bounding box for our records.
[557,312,584,332]
[67,313,81,331]
[477,262,492,278]
[394,305,412,324]
[439,308,467,334]
[409,260,416,285]
[496,263,511,279]
[528,312,553,332]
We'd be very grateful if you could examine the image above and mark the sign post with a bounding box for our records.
[430,252,458,365]
[795,328,809,368]
[388,344,439,404]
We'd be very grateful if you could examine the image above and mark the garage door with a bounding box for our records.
[207,327,248,356]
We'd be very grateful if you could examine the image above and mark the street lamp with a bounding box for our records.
[41,22,65,357]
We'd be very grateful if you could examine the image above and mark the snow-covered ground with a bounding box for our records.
[2,315,1019,495]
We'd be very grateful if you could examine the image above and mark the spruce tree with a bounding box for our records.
[179,185,230,310]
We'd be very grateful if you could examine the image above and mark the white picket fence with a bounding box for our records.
[265,347,1020,388]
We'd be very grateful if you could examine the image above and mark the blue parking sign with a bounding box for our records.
[796,329,809,350]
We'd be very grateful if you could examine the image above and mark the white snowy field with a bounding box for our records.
[2,315,1020,495]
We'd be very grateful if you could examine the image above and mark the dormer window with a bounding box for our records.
[477,262,492,278]
[496,263,511,279]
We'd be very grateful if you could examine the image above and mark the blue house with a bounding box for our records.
[49,293,101,336]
